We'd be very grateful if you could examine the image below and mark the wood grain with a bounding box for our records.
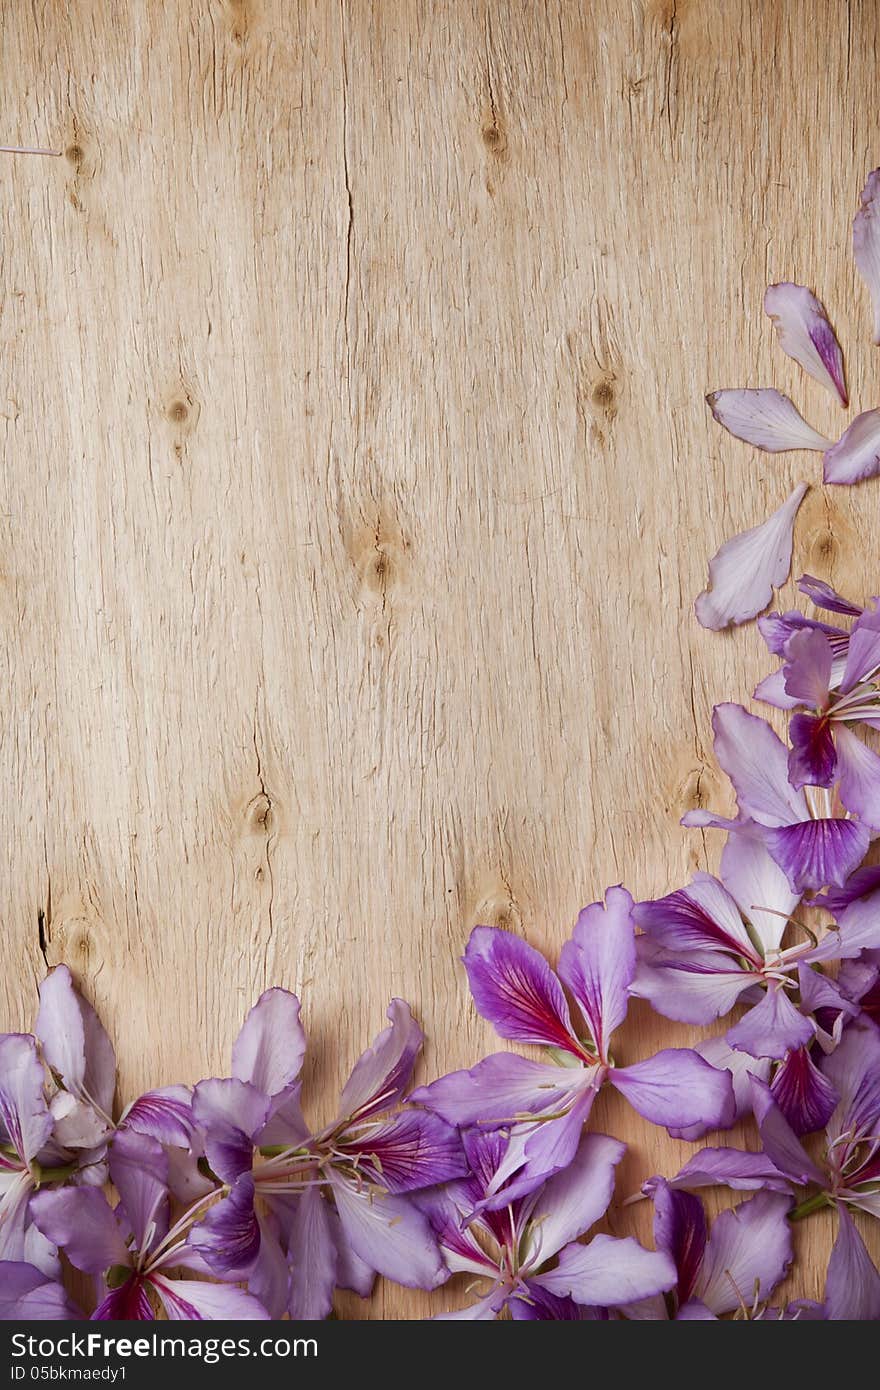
[1,0,877,1316]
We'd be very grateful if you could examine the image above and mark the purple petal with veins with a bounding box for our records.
[711,704,808,827]
[121,1086,195,1149]
[763,817,870,893]
[853,168,880,345]
[750,1078,825,1186]
[0,1035,52,1166]
[462,927,579,1054]
[706,389,830,452]
[190,1175,260,1276]
[783,628,834,708]
[651,1179,707,1305]
[662,1147,793,1194]
[695,485,809,630]
[770,1046,837,1135]
[824,409,880,485]
[693,1191,793,1316]
[726,985,814,1061]
[798,573,864,616]
[36,967,116,1120]
[667,1034,770,1141]
[788,713,836,790]
[611,1048,735,1131]
[231,988,306,1103]
[152,1275,269,1321]
[557,886,636,1057]
[825,1203,880,1320]
[337,999,423,1123]
[832,725,880,828]
[337,1111,467,1193]
[764,282,847,405]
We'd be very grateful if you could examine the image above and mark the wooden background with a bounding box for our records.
[2,0,878,1316]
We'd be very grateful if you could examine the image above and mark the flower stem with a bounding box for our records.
[788,1191,830,1221]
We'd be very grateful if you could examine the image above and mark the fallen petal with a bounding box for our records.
[695,485,809,630]
[706,389,830,452]
[764,282,847,405]
[853,168,880,345]
[823,409,880,485]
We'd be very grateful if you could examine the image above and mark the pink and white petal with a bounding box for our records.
[770,1046,838,1135]
[823,409,880,485]
[754,667,801,709]
[287,1186,338,1320]
[480,1088,600,1210]
[524,1132,625,1266]
[534,1234,676,1307]
[667,1034,771,1141]
[805,888,880,962]
[632,949,755,1026]
[0,1035,52,1165]
[557,885,636,1056]
[411,1052,585,1127]
[798,573,864,616]
[30,1188,128,1274]
[231,988,306,1101]
[191,1077,269,1181]
[418,1187,497,1278]
[120,1086,195,1149]
[824,1203,880,1320]
[750,1078,825,1185]
[783,627,834,707]
[853,169,880,345]
[720,821,801,953]
[328,1205,376,1297]
[725,985,815,1060]
[695,485,810,630]
[693,1191,793,1315]
[36,967,116,1118]
[833,725,880,829]
[611,1048,735,1132]
[711,704,808,827]
[109,1130,169,1254]
[763,817,871,893]
[665,1147,794,1194]
[152,1275,270,1320]
[462,927,578,1053]
[337,999,423,1123]
[764,283,848,405]
[329,1175,447,1291]
[706,389,830,452]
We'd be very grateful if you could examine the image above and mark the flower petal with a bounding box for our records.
[788,713,837,790]
[783,628,834,708]
[557,885,636,1057]
[770,1045,838,1135]
[0,1261,79,1320]
[693,1191,793,1315]
[523,1132,625,1266]
[824,1202,880,1320]
[512,1282,601,1319]
[650,1179,708,1305]
[120,1086,195,1149]
[189,1175,260,1276]
[725,984,815,1060]
[706,389,829,452]
[719,821,801,953]
[764,282,847,404]
[853,168,880,345]
[662,1147,794,1194]
[36,966,116,1119]
[611,1048,735,1132]
[695,485,809,630]
[798,573,863,616]
[91,1278,153,1321]
[337,999,423,1123]
[535,1233,676,1307]
[108,1129,169,1254]
[633,873,757,961]
[764,817,871,892]
[833,725,880,829]
[152,1275,270,1320]
[0,1035,52,1165]
[287,1186,338,1320]
[411,1052,585,1127]
[191,1077,268,1181]
[30,1188,128,1274]
[338,1110,467,1193]
[631,946,755,1026]
[329,1174,447,1291]
[461,926,578,1054]
[667,1034,770,1142]
[710,703,808,827]
[750,1078,825,1185]
[231,988,306,1105]
[480,1089,600,1209]
[823,408,880,485]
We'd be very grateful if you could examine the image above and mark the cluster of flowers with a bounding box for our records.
[3,176,880,1322]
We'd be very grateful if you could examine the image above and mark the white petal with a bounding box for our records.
[695,484,809,630]
[764,283,847,405]
[823,409,880,485]
[853,168,880,345]
[706,389,830,453]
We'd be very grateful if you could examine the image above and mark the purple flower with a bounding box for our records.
[422,1130,675,1319]
[188,989,465,1320]
[0,1262,80,1320]
[412,889,734,1203]
[622,1180,793,1319]
[683,703,874,892]
[31,1129,268,1320]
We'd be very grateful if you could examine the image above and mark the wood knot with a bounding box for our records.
[246,791,274,836]
[481,121,508,160]
[590,373,618,421]
[65,144,84,167]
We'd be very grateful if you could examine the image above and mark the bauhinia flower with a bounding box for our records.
[30,1129,267,1320]
[622,1180,793,1320]
[422,1129,675,1319]
[754,573,864,709]
[188,989,465,1320]
[683,702,875,892]
[412,889,734,1206]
